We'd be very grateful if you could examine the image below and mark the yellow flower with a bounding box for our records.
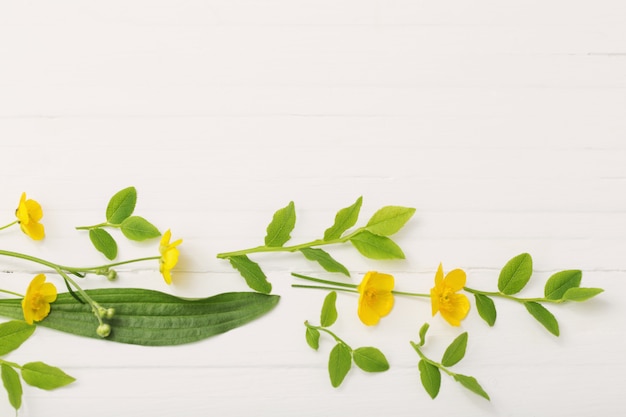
[357,271,395,326]
[430,263,470,326]
[15,192,45,240]
[22,274,57,325]
[159,229,182,284]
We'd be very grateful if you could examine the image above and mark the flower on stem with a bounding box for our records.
[357,271,395,326]
[430,263,470,326]
[15,192,45,240]
[21,274,57,324]
[159,229,182,284]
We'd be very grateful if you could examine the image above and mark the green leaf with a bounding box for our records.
[328,343,352,388]
[1,363,22,411]
[418,359,441,399]
[305,326,320,350]
[441,332,468,367]
[353,347,389,372]
[320,291,338,328]
[89,228,118,260]
[300,248,350,276]
[264,201,296,247]
[524,301,560,336]
[21,362,75,390]
[0,321,36,356]
[544,270,582,300]
[0,289,280,346]
[120,216,161,241]
[474,294,497,326]
[365,205,416,236]
[418,322,430,346]
[562,287,604,302]
[453,374,490,400]
[498,253,533,295]
[228,255,272,294]
[323,196,363,241]
[349,230,405,259]
[106,186,137,224]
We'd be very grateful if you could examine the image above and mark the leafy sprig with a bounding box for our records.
[464,253,604,336]
[76,186,161,260]
[411,323,489,400]
[305,291,390,387]
[217,197,415,293]
[0,321,75,413]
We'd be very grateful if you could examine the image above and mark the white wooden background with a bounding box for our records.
[0,1,624,416]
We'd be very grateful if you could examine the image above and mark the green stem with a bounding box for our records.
[410,341,455,377]
[292,273,430,298]
[75,222,119,230]
[305,321,350,347]
[292,284,358,294]
[463,286,563,304]
[55,269,105,326]
[0,288,23,298]
[216,228,364,259]
[0,220,18,231]
[0,358,21,370]
[0,249,159,275]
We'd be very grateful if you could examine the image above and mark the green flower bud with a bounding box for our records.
[96,323,111,338]
[107,270,118,281]
[106,308,115,319]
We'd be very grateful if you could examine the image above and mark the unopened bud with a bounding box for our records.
[107,270,118,281]
[96,323,111,338]
[106,308,115,319]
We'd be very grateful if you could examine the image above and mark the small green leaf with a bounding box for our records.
[264,201,296,247]
[106,186,137,224]
[524,302,560,336]
[120,216,161,241]
[474,294,497,326]
[453,374,490,400]
[350,230,405,259]
[328,343,352,388]
[562,287,604,302]
[0,289,280,346]
[418,359,441,399]
[418,322,430,346]
[228,255,272,294]
[0,321,36,356]
[1,363,22,411]
[300,248,350,276]
[89,228,118,260]
[441,332,468,367]
[544,270,582,300]
[365,205,416,236]
[353,347,389,372]
[305,326,320,350]
[323,196,363,241]
[21,362,75,390]
[498,253,533,295]
[320,291,338,327]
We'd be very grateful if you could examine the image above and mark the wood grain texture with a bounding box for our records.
[0,1,624,416]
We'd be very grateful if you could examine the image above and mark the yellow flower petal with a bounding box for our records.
[356,271,395,326]
[159,229,182,285]
[21,274,57,325]
[16,193,45,240]
[439,294,470,327]
[443,268,466,292]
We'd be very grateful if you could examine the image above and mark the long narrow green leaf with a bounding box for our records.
[1,363,22,410]
[0,289,280,346]
[300,247,350,276]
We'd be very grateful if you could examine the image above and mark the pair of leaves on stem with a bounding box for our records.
[413,324,489,401]
[473,253,603,336]
[225,197,415,294]
[305,292,390,388]
[0,321,75,412]
[81,187,161,260]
